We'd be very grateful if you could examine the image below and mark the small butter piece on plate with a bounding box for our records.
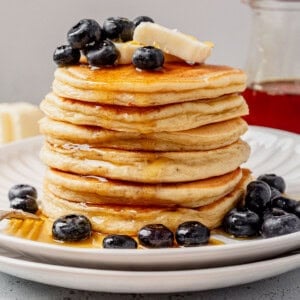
[0,102,43,144]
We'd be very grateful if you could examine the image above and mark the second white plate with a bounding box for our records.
[0,247,299,293]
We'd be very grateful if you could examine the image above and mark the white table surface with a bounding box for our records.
[0,268,299,300]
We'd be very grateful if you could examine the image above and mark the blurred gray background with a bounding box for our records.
[0,0,251,104]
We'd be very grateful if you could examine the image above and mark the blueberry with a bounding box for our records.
[8,184,37,201]
[132,46,164,70]
[222,208,261,237]
[272,196,300,217]
[270,187,282,201]
[175,221,210,247]
[53,45,80,66]
[245,180,271,215]
[133,16,154,27]
[257,174,286,193]
[86,39,119,67]
[103,17,134,42]
[263,208,287,221]
[102,235,137,249]
[295,204,300,218]
[67,19,102,49]
[52,214,92,242]
[138,224,174,248]
[261,213,300,238]
[10,197,38,214]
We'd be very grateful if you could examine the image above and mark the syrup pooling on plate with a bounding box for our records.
[3,214,224,248]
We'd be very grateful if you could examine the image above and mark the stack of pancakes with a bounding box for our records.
[40,62,251,235]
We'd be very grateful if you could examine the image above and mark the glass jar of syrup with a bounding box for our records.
[243,0,300,133]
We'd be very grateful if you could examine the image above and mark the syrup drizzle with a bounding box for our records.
[3,214,225,248]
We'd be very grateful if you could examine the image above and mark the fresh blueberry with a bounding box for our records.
[52,214,92,242]
[133,16,154,27]
[10,197,38,214]
[272,196,300,217]
[103,17,134,42]
[102,235,137,249]
[257,174,286,193]
[295,204,300,218]
[86,39,119,67]
[67,19,102,49]
[270,186,282,201]
[245,180,271,215]
[138,224,174,248]
[53,45,80,66]
[132,46,164,70]
[8,184,37,201]
[263,207,287,221]
[222,208,261,237]
[175,221,210,247]
[261,213,300,238]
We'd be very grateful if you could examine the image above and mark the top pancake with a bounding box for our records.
[54,63,246,106]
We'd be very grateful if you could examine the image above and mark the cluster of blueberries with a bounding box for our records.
[223,174,300,238]
[53,17,164,70]
[53,217,210,249]
[7,173,300,249]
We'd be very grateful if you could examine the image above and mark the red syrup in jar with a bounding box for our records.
[242,80,300,134]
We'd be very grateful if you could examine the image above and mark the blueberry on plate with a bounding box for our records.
[133,16,154,27]
[263,207,287,221]
[53,45,80,66]
[245,180,271,215]
[8,184,38,213]
[270,186,282,201]
[294,204,300,218]
[257,174,286,193]
[132,46,164,70]
[52,214,92,242]
[103,17,134,42]
[222,208,261,237]
[10,197,38,214]
[86,39,119,67]
[261,213,300,238]
[272,196,300,217]
[138,224,174,248]
[103,235,137,249]
[8,184,37,201]
[67,19,102,49]
[175,221,210,247]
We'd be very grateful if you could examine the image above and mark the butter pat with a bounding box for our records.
[133,22,213,64]
[0,102,43,144]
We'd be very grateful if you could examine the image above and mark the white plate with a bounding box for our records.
[0,126,299,271]
[0,247,299,293]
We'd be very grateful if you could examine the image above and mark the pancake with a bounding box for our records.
[53,78,246,107]
[45,168,243,208]
[40,93,248,133]
[40,139,250,183]
[54,62,246,96]
[40,117,248,151]
[41,169,251,235]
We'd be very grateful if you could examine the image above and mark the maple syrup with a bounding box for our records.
[3,216,224,248]
[243,80,300,134]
